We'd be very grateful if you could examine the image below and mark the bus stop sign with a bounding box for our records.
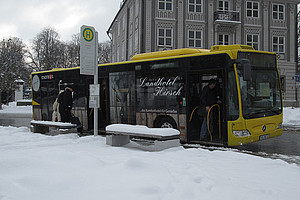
[80,25,97,75]
[89,84,100,108]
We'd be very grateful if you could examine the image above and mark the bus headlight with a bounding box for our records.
[233,130,250,137]
[277,123,283,129]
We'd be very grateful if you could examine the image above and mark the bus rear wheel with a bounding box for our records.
[155,116,177,129]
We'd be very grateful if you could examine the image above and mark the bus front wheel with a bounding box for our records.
[155,116,177,129]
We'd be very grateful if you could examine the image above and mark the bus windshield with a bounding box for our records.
[237,52,282,119]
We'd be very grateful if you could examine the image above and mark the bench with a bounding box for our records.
[105,124,180,151]
[30,120,77,134]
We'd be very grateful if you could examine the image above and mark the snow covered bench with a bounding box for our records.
[30,120,77,134]
[105,124,180,151]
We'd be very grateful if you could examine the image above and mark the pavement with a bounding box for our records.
[0,112,32,118]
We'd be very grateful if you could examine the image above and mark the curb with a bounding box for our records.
[283,125,300,131]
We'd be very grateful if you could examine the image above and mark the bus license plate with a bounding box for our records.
[259,134,270,141]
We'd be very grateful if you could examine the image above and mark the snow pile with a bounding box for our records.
[0,126,300,200]
[283,107,300,127]
[31,120,76,127]
[106,124,179,136]
[0,102,32,114]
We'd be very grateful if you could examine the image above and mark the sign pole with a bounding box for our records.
[80,25,99,136]
[94,32,98,136]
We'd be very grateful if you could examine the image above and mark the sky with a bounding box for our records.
[0,0,122,44]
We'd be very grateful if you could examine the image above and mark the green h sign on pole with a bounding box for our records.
[82,27,94,42]
[80,25,97,75]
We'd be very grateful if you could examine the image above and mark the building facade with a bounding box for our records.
[107,0,300,104]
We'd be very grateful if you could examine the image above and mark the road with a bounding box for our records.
[235,129,300,156]
[234,129,300,165]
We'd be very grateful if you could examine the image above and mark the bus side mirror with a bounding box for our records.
[235,59,251,81]
[229,59,252,81]
[241,59,251,81]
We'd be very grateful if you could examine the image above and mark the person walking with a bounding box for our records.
[57,87,73,122]
[200,79,221,140]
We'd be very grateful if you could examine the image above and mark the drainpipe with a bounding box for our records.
[296,9,300,106]
[106,30,113,62]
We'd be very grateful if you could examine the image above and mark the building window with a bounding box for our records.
[128,37,132,57]
[218,0,229,11]
[118,21,120,36]
[158,28,173,47]
[188,30,202,48]
[272,36,285,53]
[129,6,134,23]
[123,15,126,31]
[134,29,139,52]
[189,0,202,13]
[246,1,259,18]
[159,0,172,11]
[246,34,259,50]
[272,4,285,20]
[218,34,229,45]
[117,45,120,61]
[121,42,125,61]
[135,0,139,17]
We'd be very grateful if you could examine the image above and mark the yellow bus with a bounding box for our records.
[31,45,283,146]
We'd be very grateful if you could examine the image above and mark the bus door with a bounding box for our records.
[187,70,225,144]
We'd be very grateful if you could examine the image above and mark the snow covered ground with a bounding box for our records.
[0,103,300,200]
[0,102,32,114]
[283,107,300,128]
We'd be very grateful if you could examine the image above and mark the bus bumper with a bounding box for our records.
[228,115,283,146]
[228,128,283,146]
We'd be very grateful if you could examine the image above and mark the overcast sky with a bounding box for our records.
[0,0,122,44]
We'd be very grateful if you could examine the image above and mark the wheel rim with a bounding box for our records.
[160,122,173,128]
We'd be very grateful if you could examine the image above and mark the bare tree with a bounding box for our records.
[27,28,111,72]
[65,34,80,67]
[28,27,64,71]
[0,37,27,108]
[98,41,111,64]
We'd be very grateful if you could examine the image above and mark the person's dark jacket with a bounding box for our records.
[58,89,73,113]
[201,85,218,108]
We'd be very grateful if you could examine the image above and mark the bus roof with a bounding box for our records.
[131,45,255,61]
[131,48,210,61]
[210,44,254,52]
[32,45,263,75]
